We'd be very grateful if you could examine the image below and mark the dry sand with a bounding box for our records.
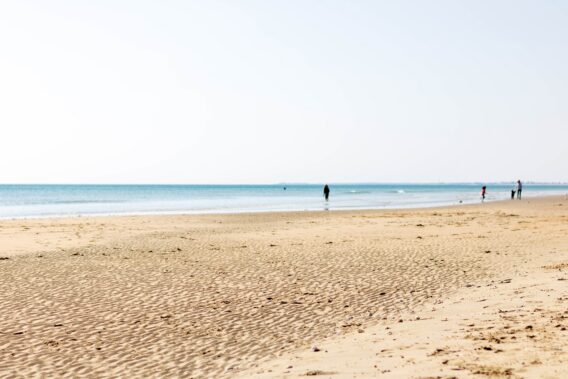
[0,196,567,378]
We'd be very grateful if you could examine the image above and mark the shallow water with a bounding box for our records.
[0,183,566,218]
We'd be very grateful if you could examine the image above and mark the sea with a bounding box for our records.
[0,183,567,219]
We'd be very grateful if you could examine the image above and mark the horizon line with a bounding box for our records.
[1,181,567,186]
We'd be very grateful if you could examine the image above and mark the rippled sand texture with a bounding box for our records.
[1,196,567,378]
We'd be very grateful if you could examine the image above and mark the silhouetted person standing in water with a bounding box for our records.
[516,180,522,199]
[323,184,330,201]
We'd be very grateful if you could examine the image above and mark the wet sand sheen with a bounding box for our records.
[0,196,567,377]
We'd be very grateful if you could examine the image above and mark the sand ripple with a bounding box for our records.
[1,198,566,378]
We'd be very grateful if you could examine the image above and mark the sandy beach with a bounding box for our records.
[1,196,567,378]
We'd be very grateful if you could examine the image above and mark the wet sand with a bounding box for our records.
[1,196,567,378]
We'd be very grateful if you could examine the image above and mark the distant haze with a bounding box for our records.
[1,1,567,184]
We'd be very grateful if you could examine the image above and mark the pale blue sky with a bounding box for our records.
[1,1,566,183]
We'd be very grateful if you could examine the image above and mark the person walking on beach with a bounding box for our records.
[516,180,522,200]
[481,186,487,202]
[511,188,516,200]
[323,184,330,201]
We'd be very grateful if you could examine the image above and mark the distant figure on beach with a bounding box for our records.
[323,184,330,201]
[481,186,486,202]
[516,180,522,199]
[511,188,516,200]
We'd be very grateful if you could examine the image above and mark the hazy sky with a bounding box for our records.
[1,1,566,184]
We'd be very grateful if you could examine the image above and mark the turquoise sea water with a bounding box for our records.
[0,184,567,219]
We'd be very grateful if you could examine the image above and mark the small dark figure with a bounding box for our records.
[516,180,522,199]
[511,189,516,199]
[323,184,330,201]
[481,186,486,202]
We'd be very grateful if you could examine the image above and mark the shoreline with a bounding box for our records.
[1,195,567,377]
[0,193,564,224]
[2,183,567,221]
